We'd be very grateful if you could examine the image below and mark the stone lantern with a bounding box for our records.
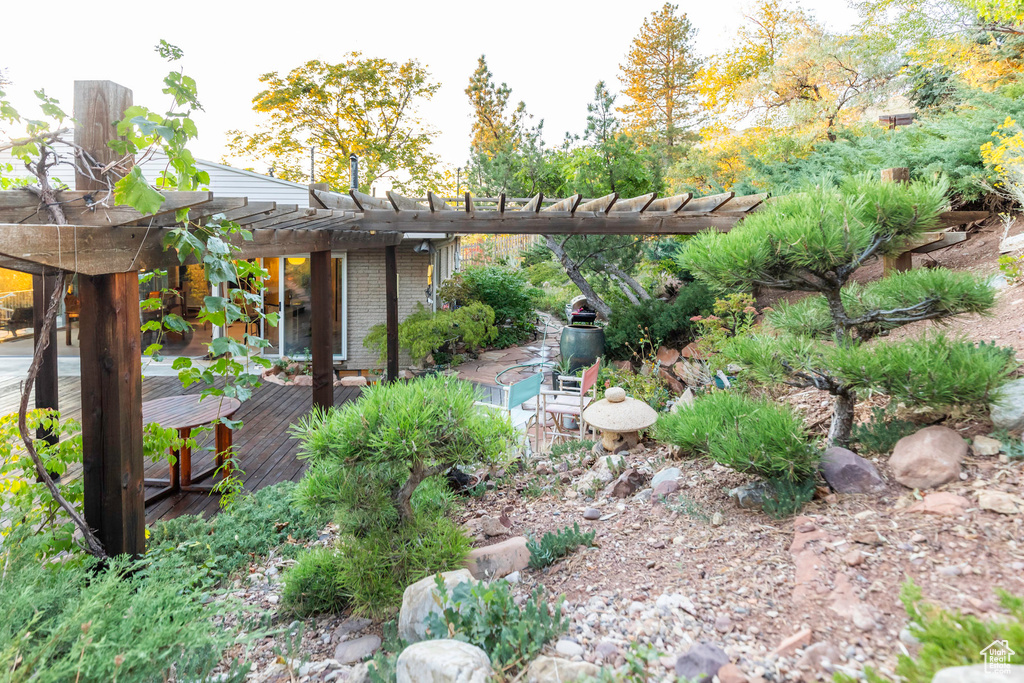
[582,387,658,453]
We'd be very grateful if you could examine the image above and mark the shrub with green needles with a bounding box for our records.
[680,175,1014,446]
[285,376,517,616]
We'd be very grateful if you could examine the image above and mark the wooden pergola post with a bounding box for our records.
[310,249,333,408]
[882,167,913,275]
[385,244,399,382]
[32,272,59,450]
[75,80,145,557]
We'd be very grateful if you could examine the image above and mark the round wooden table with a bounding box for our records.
[142,394,241,505]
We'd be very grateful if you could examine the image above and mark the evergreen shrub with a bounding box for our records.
[681,176,1012,445]
[657,391,819,483]
[0,535,247,682]
[603,282,715,360]
[287,376,516,616]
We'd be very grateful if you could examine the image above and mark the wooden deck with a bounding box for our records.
[0,376,363,523]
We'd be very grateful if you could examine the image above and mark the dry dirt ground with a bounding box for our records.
[229,221,1024,682]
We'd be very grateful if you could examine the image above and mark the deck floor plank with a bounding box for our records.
[0,375,363,524]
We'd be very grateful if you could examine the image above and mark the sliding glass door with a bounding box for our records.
[261,254,346,359]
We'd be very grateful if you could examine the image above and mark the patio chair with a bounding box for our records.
[541,359,601,442]
[476,372,545,455]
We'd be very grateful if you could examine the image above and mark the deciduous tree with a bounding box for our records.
[227,54,441,193]
[700,0,899,139]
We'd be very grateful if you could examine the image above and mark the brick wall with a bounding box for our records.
[342,244,431,370]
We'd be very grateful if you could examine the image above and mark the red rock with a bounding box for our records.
[717,663,748,683]
[680,342,701,359]
[612,360,634,372]
[653,479,680,497]
[773,628,812,656]
[339,375,368,387]
[890,426,966,489]
[658,367,686,395]
[843,549,864,566]
[905,491,970,516]
[657,346,680,365]
[291,374,313,386]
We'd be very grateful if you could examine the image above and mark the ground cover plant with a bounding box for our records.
[285,375,516,616]
[147,480,329,577]
[425,576,569,680]
[527,522,597,569]
[680,175,1015,446]
[0,531,249,683]
[835,582,1024,683]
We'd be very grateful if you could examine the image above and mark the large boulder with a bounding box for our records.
[524,656,600,683]
[465,536,530,580]
[992,378,1024,432]
[821,447,885,494]
[398,570,475,643]
[889,426,966,489]
[674,642,730,682]
[395,640,492,683]
[932,664,1024,682]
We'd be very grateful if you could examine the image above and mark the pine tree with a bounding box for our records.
[465,55,528,157]
[618,3,702,158]
[680,176,1015,446]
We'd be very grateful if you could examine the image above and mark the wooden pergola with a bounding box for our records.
[0,81,987,557]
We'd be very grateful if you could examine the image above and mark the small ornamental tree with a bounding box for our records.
[680,176,1016,446]
[286,375,518,614]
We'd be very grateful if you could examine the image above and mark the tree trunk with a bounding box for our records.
[394,461,424,525]
[828,389,856,448]
[544,235,612,320]
[610,274,641,305]
[601,261,651,301]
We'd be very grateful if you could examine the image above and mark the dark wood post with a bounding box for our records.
[881,167,913,275]
[310,249,333,409]
[75,80,145,557]
[385,245,399,382]
[32,272,59,449]
[79,273,145,556]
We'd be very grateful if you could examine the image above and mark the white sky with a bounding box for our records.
[1,0,859,178]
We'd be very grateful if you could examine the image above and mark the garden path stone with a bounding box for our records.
[889,426,965,489]
[398,569,475,643]
[583,508,600,520]
[396,640,491,683]
[906,491,970,516]
[333,634,381,664]
[673,642,730,682]
[973,434,1003,455]
[820,447,885,494]
[991,378,1024,431]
